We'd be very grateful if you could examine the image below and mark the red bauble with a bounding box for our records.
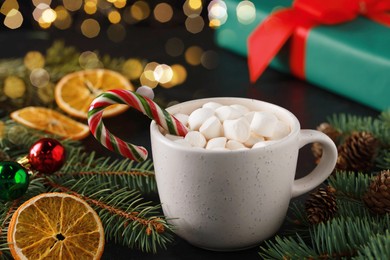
[28,138,66,174]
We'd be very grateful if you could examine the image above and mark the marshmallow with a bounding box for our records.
[206,137,227,150]
[223,117,250,143]
[244,132,265,148]
[250,111,278,137]
[244,111,256,124]
[174,138,192,147]
[199,116,223,140]
[252,140,279,149]
[185,131,207,148]
[269,120,290,140]
[226,140,246,150]
[215,106,242,122]
[173,113,189,126]
[165,134,184,141]
[202,101,223,110]
[230,104,249,115]
[187,107,215,130]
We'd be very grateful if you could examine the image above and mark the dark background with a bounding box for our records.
[0,1,380,259]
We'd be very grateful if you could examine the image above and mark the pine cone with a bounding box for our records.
[336,131,378,172]
[312,123,341,160]
[362,170,390,215]
[305,186,338,224]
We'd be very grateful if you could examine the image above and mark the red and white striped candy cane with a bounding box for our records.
[88,89,188,161]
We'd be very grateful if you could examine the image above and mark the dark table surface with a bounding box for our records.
[0,20,379,260]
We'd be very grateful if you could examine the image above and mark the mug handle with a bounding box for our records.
[291,129,338,198]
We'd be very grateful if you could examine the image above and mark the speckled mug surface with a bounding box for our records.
[150,97,337,251]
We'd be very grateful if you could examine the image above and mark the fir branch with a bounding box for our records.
[328,171,372,200]
[355,230,390,259]
[379,110,390,127]
[327,113,390,144]
[61,149,157,194]
[0,200,19,259]
[260,216,390,259]
[44,175,173,253]
[376,148,390,169]
[259,235,317,259]
[311,215,389,259]
[0,120,82,158]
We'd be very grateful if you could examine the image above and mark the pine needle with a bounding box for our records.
[356,230,390,259]
[327,113,390,144]
[328,171,372,200]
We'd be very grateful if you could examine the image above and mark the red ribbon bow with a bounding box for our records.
[248,0,390,82]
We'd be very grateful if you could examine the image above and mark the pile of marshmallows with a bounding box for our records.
[163,101,291,150]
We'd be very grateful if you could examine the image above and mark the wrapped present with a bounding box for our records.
[215,0,390,110]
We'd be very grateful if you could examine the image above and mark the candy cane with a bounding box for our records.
[88,89,188,161]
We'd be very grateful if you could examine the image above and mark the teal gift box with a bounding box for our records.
[215,0,390,111]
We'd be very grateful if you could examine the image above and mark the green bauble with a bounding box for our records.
[0,161,29,201]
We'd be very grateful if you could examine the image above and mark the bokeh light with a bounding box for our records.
[160,64,187,88]
[84,0,97,15]
[33,3,49,22]
[4,76,25,99]
[122,58,144,80]
[153,3,173,23]
[63,0,82,12]
[1,0,19,15]
[79,51,100,69]
[30,68,50,88]
[108,10,121,24]
[185,15,204,34]
[114,0,127,9]
[4,9,23,29]
[81,18,100,38]
[129,1,150,22]
[140,62,159,88]
[183,0,202,16]
[237,0,256,25]
[41,8,57,23]
[185,46,203,66]
[54,6,72,30]
[165,37,184,57]
[32,0,51,6]
[154,64,173,84]
[24,51,45,70]
[97,0,111,10]
[208,0,228,28]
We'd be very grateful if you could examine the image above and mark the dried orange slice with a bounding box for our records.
[8,192,105,260]
[10,106,89,140]
[55,69,133,119]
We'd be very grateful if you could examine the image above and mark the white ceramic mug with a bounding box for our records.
[150,97,337,251]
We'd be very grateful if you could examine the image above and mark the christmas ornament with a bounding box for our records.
[88,89,188,161]
[0,161,29,201]
[305,186,338,224]
[336,131,378,172]
[312,122,341,160]
[0,138,66,201]
[28,138,66,174]
[362,170,390,215]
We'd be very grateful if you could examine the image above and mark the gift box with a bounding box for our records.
[215,0,390,111]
